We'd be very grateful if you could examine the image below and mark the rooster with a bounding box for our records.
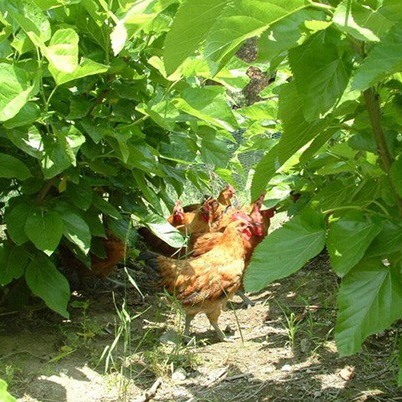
[137,217,254,341]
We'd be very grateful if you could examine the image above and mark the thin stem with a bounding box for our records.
[308,1,335,12]
[363,87,402,216]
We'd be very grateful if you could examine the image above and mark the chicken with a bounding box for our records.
[138,217,254,341]
[58,231,126,288]
[166,200,186,228]
[137,197,220,258]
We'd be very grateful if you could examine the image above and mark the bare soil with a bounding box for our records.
[0,252,400,402]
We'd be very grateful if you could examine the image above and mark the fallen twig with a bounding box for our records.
[133,377,162,402]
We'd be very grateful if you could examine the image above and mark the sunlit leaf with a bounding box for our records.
[327,212,383,277]
[244,209,326,292]
[335,259,402,356]
[0,63,34,121]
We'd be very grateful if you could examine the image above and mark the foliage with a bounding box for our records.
[0,0,248,317]
[0,379,16,402]
[162,0,402,384]
[2,0,402,385]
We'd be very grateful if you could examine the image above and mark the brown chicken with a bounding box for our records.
[137,197,221,258]
[166,200,186,228]
[59,232,126,287]
[138,217,254,341]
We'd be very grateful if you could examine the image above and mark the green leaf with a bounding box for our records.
[49,58,109,86]
[25,253,70,318]
[0,153,32,180]
[25,209,64,255]
[390,156,402,197]
[199,128,232,168]
[92,195,122,220]
[244,209,326,292]
[335,259,402,356]
[327,212,382,277]
[65,181,93,211]
[142,214,185,248]
[204,0,307,66]
[0,378,17,402]
[163,0,228,74]
[333,1,380,42]
[113,0,177,56]
[44,28,79,74]
[3,102,40,129]
[0,63,35,121]
[0,243,29,285]
[4,202,32,245]
[7,0,51,45]
[6,126,43,159]
[173,86,237,131]
[60,209,91,254]
[289,29,353,121]
[258,8,325,63]
[352,22,402,91]
[367,221,402,258]
[250,144,280,201]
[41,126,85,178]
[277,82,328,163]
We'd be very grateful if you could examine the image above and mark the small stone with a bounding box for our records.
[281,364,292,372]
[172,368,187,381]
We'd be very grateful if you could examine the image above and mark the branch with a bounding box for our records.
[363,88,402,216]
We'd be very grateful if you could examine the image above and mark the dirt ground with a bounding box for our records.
[0,251,401,402]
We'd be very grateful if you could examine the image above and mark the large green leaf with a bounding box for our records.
[367,221,402,258]
[142,214,185,248]
[335,259,402,356]
[163,0,228,74]
[113,0,177,56]
[43,28,79,74]
[289,29,353,121]
[92,195,122,220]
[0,243,29,285]
[59,209,91,254]
[277,82,328,163]
[49,58,109,86]
[352,22,402,90]
[0,378,17,402]
[4,202,32,245]
[173,86,237,131]
[244,209,326,292]
[6,126,43,159]
[0,153,32,180]
[40,127,86,179]
[0,63,34,121]
[258,8,325,63]
[333,0,379,42]
[327,212,383,277]
[204,0,306,66]
[250,143,280,201]
[199,128,232,168]
[25,209,64,255]
[25,253,70,318]
[3,102,40,129]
